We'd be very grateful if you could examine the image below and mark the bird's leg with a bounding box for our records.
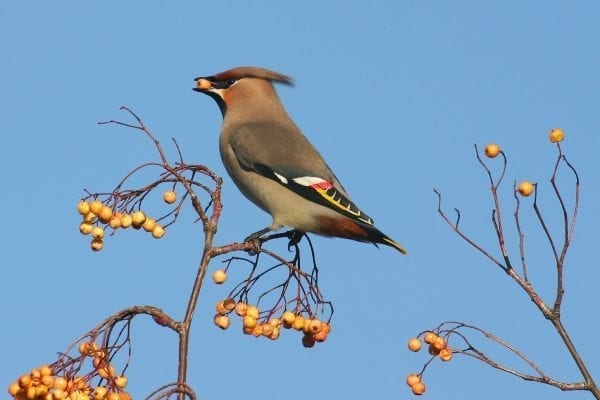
[244,226,272,242]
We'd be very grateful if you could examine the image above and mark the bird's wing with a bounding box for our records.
[228,122,375,226]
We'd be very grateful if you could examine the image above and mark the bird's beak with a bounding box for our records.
[193,78,212,92]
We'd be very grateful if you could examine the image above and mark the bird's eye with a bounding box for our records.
[225,79,237,86]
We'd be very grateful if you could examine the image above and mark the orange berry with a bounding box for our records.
[8,381,21,396]
[91,226,105,239]
[308,319,323,334]
[120,214,132,228]
[433,336,446,351]
[79,222,93,235]
[549,128,565,143]
[484,143,500,158]
[251,324,263,337]
[269,318,281,327]
[142,217,156,232]
[423,332,437,344]
[439,347,453,361]
[321,322,331,334]
[89,200,103,215]
[261,323,274,337]
[151,225,165,239]
[411,382,426,395]
[312,330,328,342]
[18,374,31,389]
[223,298,236,311]
[40,375,54,387]
[77,201,90,215]
[428,343,441,356]
[234,302,248,317]
[518,181,534,197]
[302,334,315,348]
[406,373,421,387]
[408,338,422,352]
[91,238,104,252]
[30,369,41,382]
[212,270,227,284]
[163,191,177,204]
[215,301,228,314]
[108,392,121,400]
[53,388,67,400]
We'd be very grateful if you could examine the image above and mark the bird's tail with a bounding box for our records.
[381,236,408,255]
[362,223,408,255]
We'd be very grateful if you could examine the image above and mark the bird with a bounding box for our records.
[193,66,407,254]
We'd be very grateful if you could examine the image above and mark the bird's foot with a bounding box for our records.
[243,227,272,255]
[286,230,305,249]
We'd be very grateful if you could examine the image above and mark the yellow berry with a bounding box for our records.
[83,212,97,223]
[120,214,132,228]
[163,191,177,204]
[108,392,120,400]
[269,327,281,340]
[302,334,315,348]
[114,376,127,389]
[77,201,90,215]
[484,143,500,158]
[261,323,274,337]
[406,373,421,387]
[214,314,231,330]
[89,200,103,215]
[92,387,108,400]
[292,315,306,331]
[246,305,259,319]
[91,226,105,239]
[18,374,31,389]
[119,392,132,400]
[151,225,165,239]
[423,332,437,344]
[53,388,67,400]
[30,369,41,382]
[518,181,534,197]
[408,338,422,352]
[549,128,565,143]
[98,206,113,223]
[281,311,296,326]
[79,222,93,235]
[242,315,257,329]
[109,216,122,229]
[142,218,156,232]
[212,270,227,284]
[40,375,53,387]
[91,238,104,252]
[53,377,68,390]
[131,211,146,228]
[411,382,426,395]
[439,347,453,361]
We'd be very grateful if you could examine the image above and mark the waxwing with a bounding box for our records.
[193,66,407,254]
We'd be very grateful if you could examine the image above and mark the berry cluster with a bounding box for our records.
[213,297,331,347]
[77,191,177,251]
[7,342,130,400]
[405,332,453,395]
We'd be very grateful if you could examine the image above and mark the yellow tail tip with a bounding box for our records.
[383,237,408,255]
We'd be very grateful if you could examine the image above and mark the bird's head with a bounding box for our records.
[193,66,293,117]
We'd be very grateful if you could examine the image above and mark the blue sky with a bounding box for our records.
[2,1,600,399]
